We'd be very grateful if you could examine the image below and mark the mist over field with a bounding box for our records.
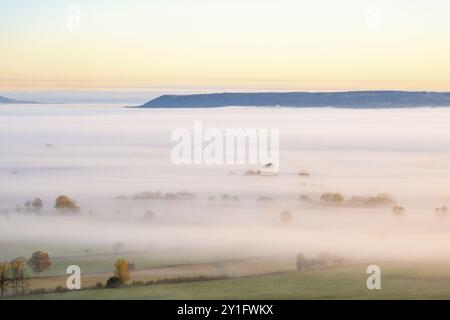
[1,104,450,263]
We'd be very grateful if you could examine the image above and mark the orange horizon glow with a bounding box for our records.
[1,0,450,92]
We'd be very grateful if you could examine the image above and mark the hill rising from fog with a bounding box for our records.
[0,95,38,104]
[136,91,450,108]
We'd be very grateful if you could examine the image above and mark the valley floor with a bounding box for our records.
[10,262,450,300]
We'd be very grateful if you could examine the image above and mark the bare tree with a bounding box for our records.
[113,241,125,254]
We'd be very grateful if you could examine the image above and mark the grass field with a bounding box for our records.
[13,262,450,300]
[3,254,296,293]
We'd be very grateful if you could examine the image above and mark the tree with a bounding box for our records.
[28,251,52,276]
[296,253,310,270]
[0,262,11,297]
[54,195,80,211]
[112,241,125,254]
[114,259,131,284]
[144,210,155,221]
[392,206,406,216]
[10,257,28,296]
[31,198,43,212]
[435,205,448,217]
[24,200,31,211]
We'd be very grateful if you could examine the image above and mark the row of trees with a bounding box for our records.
[0,251,51,297]
[9,195,80,215]
[319,192,397,207]
[2,256,127,297]
[296,252,346,271]
[0,258,27,296]
[13,198,43,214]
[392,205,450,217]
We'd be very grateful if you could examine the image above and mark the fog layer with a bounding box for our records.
[1,104,450,262]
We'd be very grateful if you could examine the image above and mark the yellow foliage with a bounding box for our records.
[114,259,131,284]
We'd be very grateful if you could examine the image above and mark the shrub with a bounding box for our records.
[258,196,274,202]
[245,169,259,176]
[435,205,448,217]
[133,191,162,200]
[348,193,396,207]
[144,210,155,220]
[320,192,344,205]
[29,288,46,295]
[331,256,346,265]
[174,191,195,200]
[54,285,67,293]
[132,191,194,201]
[280,210,293,223]
[106,276,122,288]
[317,252,346,266]
[143,275,227,286]
[296,252,346,270]
[299,194,312,202]
[392,206,406,216]
[308,258,326,268]
[317,252,332,264]
[298,170,310,177]
[221,194,239,201]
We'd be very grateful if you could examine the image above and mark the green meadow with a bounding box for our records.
[13,262,450,300]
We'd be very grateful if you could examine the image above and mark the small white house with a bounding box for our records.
[259,163,278,176]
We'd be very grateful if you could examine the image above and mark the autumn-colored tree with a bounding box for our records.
[10,257,28,296]
[0,262,11,297]
[114,259,131,284]
[54,195,80,211]
[28,251,52,276]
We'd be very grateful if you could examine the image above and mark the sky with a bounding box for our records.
[1,0,450,92]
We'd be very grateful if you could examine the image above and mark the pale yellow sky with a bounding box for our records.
[1,0,450,91]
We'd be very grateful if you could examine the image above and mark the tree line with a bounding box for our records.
[0,251,51,297]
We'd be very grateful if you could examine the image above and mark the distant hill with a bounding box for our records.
[135,91,450,108]
[0,95,38,104]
